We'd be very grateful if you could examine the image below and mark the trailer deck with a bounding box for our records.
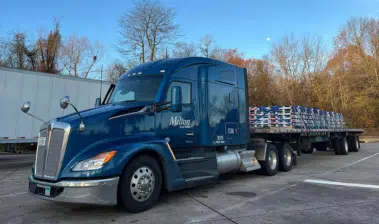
[251,128,364,135]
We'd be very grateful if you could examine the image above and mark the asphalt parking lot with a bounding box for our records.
[1,143,379,224]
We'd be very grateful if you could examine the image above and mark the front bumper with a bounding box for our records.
[28,175,119,206]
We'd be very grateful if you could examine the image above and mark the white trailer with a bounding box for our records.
[0,67,110,148]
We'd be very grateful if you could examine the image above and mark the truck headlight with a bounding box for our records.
[72,151,116,171]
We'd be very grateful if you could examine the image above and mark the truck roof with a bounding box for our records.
[120,57,234,80]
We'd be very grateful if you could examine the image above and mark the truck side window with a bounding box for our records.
[220,70,235,82]
[166,81,191,104]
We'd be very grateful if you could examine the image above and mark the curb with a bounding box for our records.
[360,140,379,143]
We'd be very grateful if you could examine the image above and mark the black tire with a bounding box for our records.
[277,143,294,172]
[338,137,349,155]
[349,136,360,152]
[259,143,279,176]
[313,142,328,151]
[119,155,162,213]
[332,138,340,155]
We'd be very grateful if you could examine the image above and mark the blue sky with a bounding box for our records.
[1,0,378,66]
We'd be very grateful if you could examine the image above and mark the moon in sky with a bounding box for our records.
[266,37,270,41]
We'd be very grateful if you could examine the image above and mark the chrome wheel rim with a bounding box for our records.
[268,150,278,170]
[284,149,292,166]
[130,166,155,202]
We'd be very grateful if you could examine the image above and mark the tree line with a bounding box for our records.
[0,21,104,78]
[0,0,377,128]
[224,18,379,129]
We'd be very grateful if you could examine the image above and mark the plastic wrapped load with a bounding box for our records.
[249,106,345,131]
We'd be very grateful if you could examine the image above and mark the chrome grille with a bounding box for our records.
[44,129,65,178]
[35,130,48,177]
[34,121,70,180]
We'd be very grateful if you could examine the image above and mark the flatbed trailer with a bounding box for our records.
[251,128,363,135]
[250,127,364,158]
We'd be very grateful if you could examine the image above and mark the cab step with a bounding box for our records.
[184,175,216,188]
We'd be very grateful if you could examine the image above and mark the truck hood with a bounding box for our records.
[58,101,155,172]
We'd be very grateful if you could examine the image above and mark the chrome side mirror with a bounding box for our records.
[21,101,31,113]
[60,96,85,132]
[60,96,70,109]
[20,101,45,123]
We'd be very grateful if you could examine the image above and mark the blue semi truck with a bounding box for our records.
[24,57,363,213]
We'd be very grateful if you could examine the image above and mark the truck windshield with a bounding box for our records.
[109,75,163,103]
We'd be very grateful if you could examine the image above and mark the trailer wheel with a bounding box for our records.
[277,143,293,172]
[259,143,279,176]
[349,136,360,152]
[119,155,162,213]
[338,137,349,155]
[332,138,340,155]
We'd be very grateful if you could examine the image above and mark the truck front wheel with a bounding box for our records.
[259,144,279,176]
[119,155,162,213]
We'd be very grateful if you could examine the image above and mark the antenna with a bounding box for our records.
[165,48,168,72]
[165,48,168,77]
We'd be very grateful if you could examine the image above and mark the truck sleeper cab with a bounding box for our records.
[26,57,295,212]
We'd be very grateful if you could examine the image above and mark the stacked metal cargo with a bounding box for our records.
[249,106,345,131]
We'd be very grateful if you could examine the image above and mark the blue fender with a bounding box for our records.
[59,132,186,191]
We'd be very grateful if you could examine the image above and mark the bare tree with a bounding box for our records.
[0,37,8,66]
[118,0,179,63]
[12,33,26,69]
[0,33,16,67]
[199,35,214,58]
[37,22,61,74]
[59,36,104,78]
[172,42,197,57]
[0,31,39,70]
[106,60,127,83]
[199,34,226,60]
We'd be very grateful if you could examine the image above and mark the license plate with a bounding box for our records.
[38,137,46,146]
[37,184,51,196]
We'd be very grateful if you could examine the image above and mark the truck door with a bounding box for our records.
[158,78,197,157]
[207,65,240,145]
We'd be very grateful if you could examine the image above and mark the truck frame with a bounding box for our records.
[25,57,363,213]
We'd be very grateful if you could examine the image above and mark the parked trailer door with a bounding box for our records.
[0,67,110,143]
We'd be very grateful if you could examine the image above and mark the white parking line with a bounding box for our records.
[304,179,379,189]
[0,192,28,198]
